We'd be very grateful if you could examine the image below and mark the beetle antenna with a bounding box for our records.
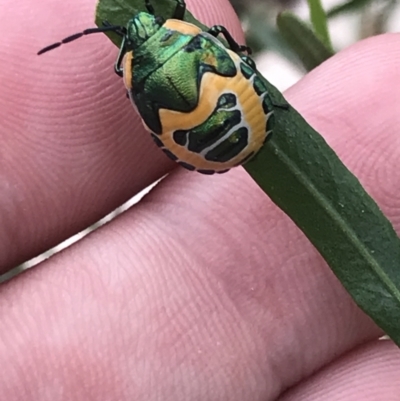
[37,24,126,55]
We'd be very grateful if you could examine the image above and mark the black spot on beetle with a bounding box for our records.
[253,76,267,96]
[184,35,202,52]
[217,93,237,109]
[262,97,273,114]
[178,161,196,171]
[173,130,187,146]
[151,134,164,148]
[204,126,248,162]
[160,30,174,42]
[162,148,178,161]
[197,169,216,175]
[240,62,253,79]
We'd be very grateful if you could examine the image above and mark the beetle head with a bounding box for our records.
[125,12,165,50]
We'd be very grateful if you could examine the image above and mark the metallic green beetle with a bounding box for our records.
[38,0,275,174]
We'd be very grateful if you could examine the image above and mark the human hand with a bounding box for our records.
[1,0,400,399]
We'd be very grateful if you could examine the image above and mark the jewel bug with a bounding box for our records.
[38,0,276,174]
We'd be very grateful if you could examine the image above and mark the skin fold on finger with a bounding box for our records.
[0,171,386,400]
[1,33,399,400]
[279,340,400,401]
[0,170,373,401]
[0,0,244,272]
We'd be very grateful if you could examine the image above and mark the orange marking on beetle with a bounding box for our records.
[158,51,271,171]
[203,53,218,68]
[123,51,134,90]
[163,19,202,35]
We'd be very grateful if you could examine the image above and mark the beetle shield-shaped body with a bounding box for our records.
[123,16,274,174]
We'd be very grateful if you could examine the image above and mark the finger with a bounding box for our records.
[0,0,244,271]
[279,340,400,400]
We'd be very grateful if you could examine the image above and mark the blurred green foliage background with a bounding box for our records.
[228,0,399,68]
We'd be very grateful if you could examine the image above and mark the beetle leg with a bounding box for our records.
[207,25,252,55]
[102,20,127,37]
[144,0,155,14]
[114,36,127,77]
[172,0,186,20]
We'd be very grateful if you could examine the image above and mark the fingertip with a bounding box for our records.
[285,33,400,122]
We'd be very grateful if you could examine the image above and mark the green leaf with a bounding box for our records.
[327,0,372,18]
[245,99,400,344]
[95,0,400,345]
[306,0,333,51]
[95,0,207,46]
[277,11,334,72]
